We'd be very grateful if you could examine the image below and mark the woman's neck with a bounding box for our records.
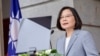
[65,29,74,37]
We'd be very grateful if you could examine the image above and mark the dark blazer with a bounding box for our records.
[56,30,99,56]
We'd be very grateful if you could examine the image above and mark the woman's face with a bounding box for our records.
[60,9,75,30]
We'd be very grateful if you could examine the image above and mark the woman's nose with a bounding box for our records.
[63,17,67,21]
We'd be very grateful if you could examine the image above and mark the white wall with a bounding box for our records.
[20,0,51,7]
[74,0,100,26]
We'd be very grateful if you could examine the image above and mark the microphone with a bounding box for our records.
[50,30,54,49]
[51,30,54,35]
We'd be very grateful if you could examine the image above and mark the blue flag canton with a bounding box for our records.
[10,0,22,20]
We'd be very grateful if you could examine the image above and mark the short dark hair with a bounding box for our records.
[56,6,82,31]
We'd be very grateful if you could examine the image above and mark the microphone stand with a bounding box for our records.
[50,30,54,49]
[28,47,37,56]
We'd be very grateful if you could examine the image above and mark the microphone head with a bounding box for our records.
[51,30,54,34]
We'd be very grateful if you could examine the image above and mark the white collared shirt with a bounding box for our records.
[65,37,71,53]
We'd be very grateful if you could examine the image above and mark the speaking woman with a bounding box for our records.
[56,6,99,56]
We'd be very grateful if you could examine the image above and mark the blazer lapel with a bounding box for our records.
[57,34,66,55]
[62,35,66,56]
[66,30,80,56]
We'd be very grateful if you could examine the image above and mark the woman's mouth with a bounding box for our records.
[63,23,68,25]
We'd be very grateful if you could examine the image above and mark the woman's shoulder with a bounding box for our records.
[76,29,91,35]
[76,30,93,39]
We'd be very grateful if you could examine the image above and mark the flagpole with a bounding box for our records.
[0,0,4,56]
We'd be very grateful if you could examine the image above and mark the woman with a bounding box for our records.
[56,6,99,56]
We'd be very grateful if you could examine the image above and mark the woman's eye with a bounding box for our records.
[60,15,73,18]
[60,17,64,18]
[66,15,73,17]
[66,15,72,17]
[66,16,70,17]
